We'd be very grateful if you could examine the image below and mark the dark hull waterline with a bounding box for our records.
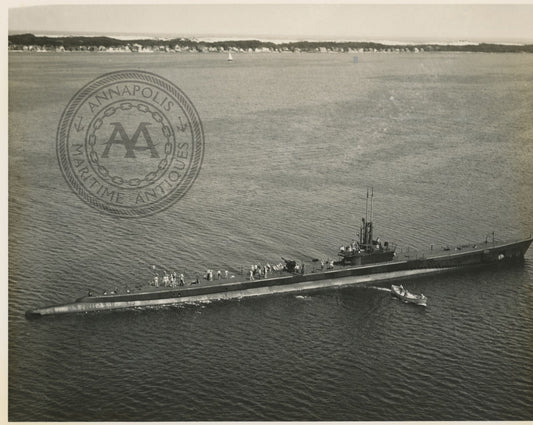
[26,238,532,318]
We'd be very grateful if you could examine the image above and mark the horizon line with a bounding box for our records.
[8,30,533,45]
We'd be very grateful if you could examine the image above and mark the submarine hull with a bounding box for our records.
[26,237,532,318]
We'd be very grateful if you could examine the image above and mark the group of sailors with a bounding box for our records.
[151,271,185,287]
[204,269,230,281]
[250,262,292,280]
[248,259,334,280]
[249,263,278,280]
[95,256,341,297]
[340,241,363,255]
[148,267,254,287]
[339,238,384,255]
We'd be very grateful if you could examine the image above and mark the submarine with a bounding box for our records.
[26,191,532,318]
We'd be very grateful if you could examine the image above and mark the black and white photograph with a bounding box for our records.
[6,1,533,421]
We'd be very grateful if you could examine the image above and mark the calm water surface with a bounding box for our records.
[8,52,533,421]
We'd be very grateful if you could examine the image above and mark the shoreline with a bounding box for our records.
[9,33,533,54]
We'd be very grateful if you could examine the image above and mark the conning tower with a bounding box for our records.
[337,188,396,266]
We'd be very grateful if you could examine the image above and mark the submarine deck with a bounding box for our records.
[80,237,533,302]
[26,237,532,318]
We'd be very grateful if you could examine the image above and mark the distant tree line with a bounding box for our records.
[8,33,533,53]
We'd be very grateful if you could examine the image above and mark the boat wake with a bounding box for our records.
[370,286,392,293]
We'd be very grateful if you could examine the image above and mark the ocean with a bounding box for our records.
[8,51,533,421]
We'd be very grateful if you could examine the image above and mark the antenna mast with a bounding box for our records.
[365,188,369,223]
[370,187,374,224]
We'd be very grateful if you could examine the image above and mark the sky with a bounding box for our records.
[7,3,533,43]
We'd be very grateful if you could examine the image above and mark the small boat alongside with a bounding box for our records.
[391,284,427,306]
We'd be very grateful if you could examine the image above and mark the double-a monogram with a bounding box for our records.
[102,122,160,158]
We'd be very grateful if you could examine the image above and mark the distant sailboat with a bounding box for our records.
[227,51,233,62]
